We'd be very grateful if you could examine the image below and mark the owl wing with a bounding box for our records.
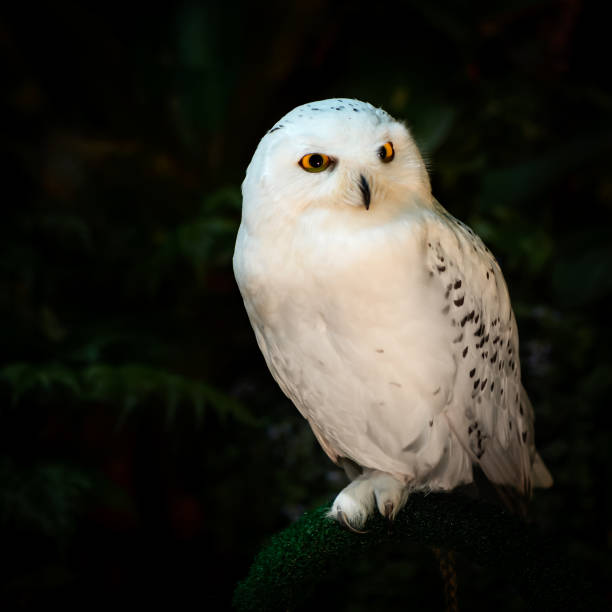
[427,204,541,497]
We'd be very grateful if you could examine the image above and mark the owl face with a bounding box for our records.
[241,99,431,229]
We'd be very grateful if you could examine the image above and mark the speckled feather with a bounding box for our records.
[233,99,552,521]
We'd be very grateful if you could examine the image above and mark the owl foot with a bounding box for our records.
[328,470,408,530]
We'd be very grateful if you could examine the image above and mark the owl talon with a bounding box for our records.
[383,501,395,520]
[337,509,368,534]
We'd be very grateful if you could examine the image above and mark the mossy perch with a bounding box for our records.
[233,492,599,611]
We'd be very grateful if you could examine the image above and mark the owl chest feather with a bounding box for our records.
[234,213,468,477]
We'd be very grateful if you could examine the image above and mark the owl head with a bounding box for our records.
[241,99,432,230]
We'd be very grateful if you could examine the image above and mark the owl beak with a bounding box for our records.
[359,174,371,210]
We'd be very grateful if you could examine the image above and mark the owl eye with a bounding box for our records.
[378,142,395,163]
[299,153,331,173]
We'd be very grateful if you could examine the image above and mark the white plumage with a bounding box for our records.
[233,98,552,529]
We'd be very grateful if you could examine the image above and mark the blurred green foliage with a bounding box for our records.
[0,0,610,610]
[1,361,255,426]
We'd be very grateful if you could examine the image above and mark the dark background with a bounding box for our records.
[1,1,610,610]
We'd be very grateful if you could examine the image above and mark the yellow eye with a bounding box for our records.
[299,153,331,173]
[378,141,395,163]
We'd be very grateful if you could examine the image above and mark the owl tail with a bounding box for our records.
[531,452,553,488]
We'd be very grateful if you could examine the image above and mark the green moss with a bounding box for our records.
[233,492,599,611]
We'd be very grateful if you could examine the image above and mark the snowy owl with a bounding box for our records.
[233,98,552,530]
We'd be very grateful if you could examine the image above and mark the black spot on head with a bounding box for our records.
[474,324,485,337]
[509,420,512,430]
[469,368,476,378]
[486,271,489,279]
[429,420,434,427]
[481,379,487,390]
[353,108,359,112]
[454,296,464,307]
[519,403,524,415]
[474,314,480,324]
[463,346,468,357]
[437,265,446,272]
[491,352,497,363]
[490,381,494,391]
[473,379,480,389]
[454,280,462,289]
[522,431,527,443]
[268,125,283,134]
[453,333,463,343]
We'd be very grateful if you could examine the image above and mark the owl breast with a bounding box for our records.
[234,215,474,489]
